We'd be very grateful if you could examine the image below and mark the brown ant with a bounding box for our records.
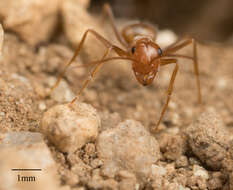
[51,3,202,132]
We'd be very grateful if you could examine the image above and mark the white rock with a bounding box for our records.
[193,165,209,180]
[151,164,167,177]
[97,120,160,181]
[50,78,75,103]
[40,102,100,153]
[11,73,31,89]
[39,101,47,111]
[0,132,61,190]
[179,185,191,190]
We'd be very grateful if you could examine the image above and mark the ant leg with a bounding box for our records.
[70,47,111,104]
[69,56,136,105]
[163,36,192,52]
[50,29,128,93]
[163,38,202,104]
[103,3,128,48]
[152,59,179,132]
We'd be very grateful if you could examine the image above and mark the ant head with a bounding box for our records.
[130,37,162,86]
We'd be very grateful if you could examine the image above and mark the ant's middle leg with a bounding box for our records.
[163,38,202,104]
[50,29,128,93]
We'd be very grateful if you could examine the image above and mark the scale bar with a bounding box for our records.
[12,168,42,171]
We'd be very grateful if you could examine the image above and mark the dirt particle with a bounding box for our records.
[175,155,189,168]
[207,172,224,190]
[185,110,230,170]
[158,133,187,161]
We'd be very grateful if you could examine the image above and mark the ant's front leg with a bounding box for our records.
[69,55,137,105]
[69,47,111,104]
[163,38,202,104]
[152,59,179,132]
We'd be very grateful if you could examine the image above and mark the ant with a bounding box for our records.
[51,3,202,132]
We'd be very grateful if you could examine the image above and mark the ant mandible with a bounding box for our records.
[51,3,202,132]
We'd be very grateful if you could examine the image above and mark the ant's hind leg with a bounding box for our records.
[152,59,179,132]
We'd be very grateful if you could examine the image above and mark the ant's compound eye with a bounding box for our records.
[131,46,136,54]
[158,48,162,56]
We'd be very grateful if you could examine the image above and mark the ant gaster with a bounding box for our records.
[51,3,202,132]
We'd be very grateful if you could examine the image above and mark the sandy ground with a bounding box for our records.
[0,0,233,190]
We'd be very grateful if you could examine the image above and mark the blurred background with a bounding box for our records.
[90,0,233,43]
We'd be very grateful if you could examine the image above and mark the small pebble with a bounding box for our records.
[193,165,209,180]
[175,155,189,168]
[97,120,160,181]
[151,164,167,177]
[39,101,47,111]
[51,79,75,103]
[40,102,100,153]
[185,110,230,170]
